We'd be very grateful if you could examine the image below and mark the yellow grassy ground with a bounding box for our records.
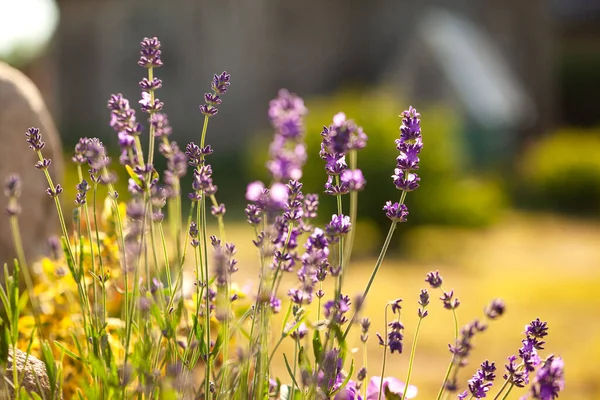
[212,212,600,399]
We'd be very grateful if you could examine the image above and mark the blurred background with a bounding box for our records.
[2,0,600,398]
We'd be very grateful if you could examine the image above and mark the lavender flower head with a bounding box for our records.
[320,113,367,194]
[530,356,564,400]
[4,174,21,216]
[267,89,308,182]
[392,106,422,192]
[139,37,163,68]
[200,71,231,117]
[25,127,45,151]
[465,361,496,398]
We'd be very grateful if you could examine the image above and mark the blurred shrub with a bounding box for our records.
[246,89,506,242]
[519,128,600,214]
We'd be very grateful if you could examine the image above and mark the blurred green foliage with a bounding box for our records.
[247,89,507,243]
[519,128,600,214]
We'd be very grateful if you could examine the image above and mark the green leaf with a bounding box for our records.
[282,354,300,391]
[330,359,354,397]
[312,330,323,362]
[150,301,166,331]
[61,237,78,282]
[53,340,83,363]
[210,330,224,358]
[0,326,9,367]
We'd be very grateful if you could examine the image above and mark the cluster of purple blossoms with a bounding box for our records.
[323,294,351,324]
[107,94,142,166]
[458,361,497,399]
[320,112,367,195]
[4,175,21,216]
[290,226,330,305]
[501,318,548,390]
[392,107,422,192]
[301,348,353,397]
[138,37,163,68]
[200,71,230,117]
[72,137,111,174]
[325,214,351,243]
[188,163,217,202]
[384,106,423,223]
[210,236,238,283]
[378,299,404,354]
[530,356,564,400]
[159,140,188,198]
[267,89,308,182]
[138,37,164,113]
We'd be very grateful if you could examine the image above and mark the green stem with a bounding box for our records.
[401,313,426,400]
[342,221,397,340]
[344,150,358,267]
[499,383,515,400]
[290,338,299,400]
[378,304,391,400]
[435,288,460,400]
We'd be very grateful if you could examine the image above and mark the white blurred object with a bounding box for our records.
[0,0,59,64]
[419,8,535,130]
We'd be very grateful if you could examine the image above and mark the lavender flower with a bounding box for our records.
[269,296,281,313]
[418,289,430,318]
[211,71,231,95]
[189,222,199,247]
[503,355,527,387]
[466,361,496,398]
[441,290,460,310]
[267,90,308,182]
[324,294,351,324]
[530,356,564,400]
[139,37,163,68]
[25,127,44,151]
[199,71,231,117]
[360,317,370,343]
[75,180,90,206]
[449,319,488,369]
[326,214,351,240]
[383,201,408,222]
[139,91,164,113]
[289,322,308,340]
[320,113,367,194]
[484,298,506,320]
[4,175,21,216]
[46,185,63,198]
[107,94,141,165]
[425,270,443,288]
[387,320,404,354]
[150,113,172,137]
[340,169,366,192]
[392,107,423,192]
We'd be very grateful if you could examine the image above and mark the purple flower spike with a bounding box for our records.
[392,106,423,191]
[340,169,366,191]
[266,90,308,182]
[383,201,408,222]
[211,71,231,95]
[531,356,564,400]
[392,169,420,192]
[25,127,45,151]
[139,37,163,68]
[425,270,443,288]
[326,214,351,240]
[150,113,172,137]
